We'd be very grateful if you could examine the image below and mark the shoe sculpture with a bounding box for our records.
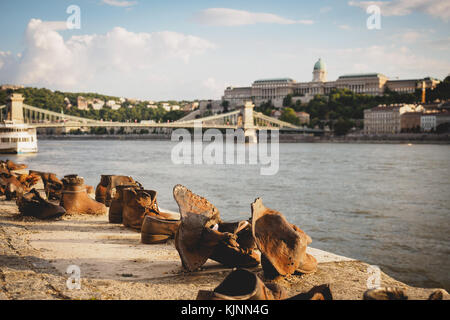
[173,184,260,271]
[363,287,408,300]
[109,184,142,223]
[141,214,181,244]
[251,198,317,279]
[17,188,66,220]
[196,269,333,301]
[209,220,260,268]
[0,173,24,199]
[5,160,27,171]
[29,171,64,200]
[60,175,107,215]
[122,188,158,230]
[95,175,141,206]
[287,284,333,300]
[364,287,449,300]
[0,162,10,174]
[196,269,286,300]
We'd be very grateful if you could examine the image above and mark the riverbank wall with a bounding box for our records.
[37,133,450,144]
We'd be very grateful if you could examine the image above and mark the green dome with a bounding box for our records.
[314,58,326,71]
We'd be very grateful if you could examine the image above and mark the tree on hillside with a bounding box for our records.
[333,118,354,136]
[279,108,300,125]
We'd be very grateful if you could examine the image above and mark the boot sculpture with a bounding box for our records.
[287,284,333,300]
[109,184,142,223]
[209,220,260,268]
[0,162,10,174]
[0,173,24,199]
[196,269,286,300]
[141,215,181,244]
[5,160,27,171]
[17,188,66,220]
[173,184,260,271]
[140,190,181,243]
[363,287,448,300]
[60,175,107,215]
[95,175,140,206]
[122,188,158,230]
[197,269,333,301]
[251,198,317,279]
[29,171,63,200]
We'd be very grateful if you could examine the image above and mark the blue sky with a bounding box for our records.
[0,0,449,100]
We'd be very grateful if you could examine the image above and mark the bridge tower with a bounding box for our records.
[6,93,25,123]
[241,101,257,143]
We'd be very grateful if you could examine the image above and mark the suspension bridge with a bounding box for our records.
[1,94,322,143]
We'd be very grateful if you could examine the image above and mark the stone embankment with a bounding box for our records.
[0,199,447,300]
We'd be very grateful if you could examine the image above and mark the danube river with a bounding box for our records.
[6,140,450,290]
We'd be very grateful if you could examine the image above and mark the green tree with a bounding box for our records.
[279,108,300,125]
[333,118,354,136]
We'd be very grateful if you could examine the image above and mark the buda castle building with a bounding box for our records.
[223,59,440,108]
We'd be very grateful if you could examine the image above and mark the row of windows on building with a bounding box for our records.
[1,137,35,143]
[0,128,32,133]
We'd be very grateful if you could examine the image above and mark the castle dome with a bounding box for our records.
[313,58,326,71]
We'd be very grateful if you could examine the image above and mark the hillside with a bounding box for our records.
[0,87,187,123]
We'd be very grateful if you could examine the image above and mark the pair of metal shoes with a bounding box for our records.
[173,184,260,271]
[173,184,317,276]
[17,188,66,220]
[197,268,332,300]
[120,187,179,233]
[0,172,40,200]
[95,175,141,207]
[29,170,63,200]
[1,160,28,171]
[107,182,180,243]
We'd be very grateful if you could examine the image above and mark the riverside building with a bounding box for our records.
[223,59,440,108]
[363,104,425,134]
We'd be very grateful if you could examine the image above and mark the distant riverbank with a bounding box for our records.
[38,133,450,144]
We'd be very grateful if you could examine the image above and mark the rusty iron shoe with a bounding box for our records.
[17,188,66,220]
[0,173,25,199]
[5,159,28,171]
[29,170,63,200]
[109,184,141,223]
[363,287,408,300]
[251,198,317,279]
[122,188,158,231]
[209,220,260,268]
[173,184,260,271]
[95,175,141,206]
[60,175,107,215]
[173,184,222,271]
[196,269,287,300]
[287,284,333,300]
[141,214,181,244]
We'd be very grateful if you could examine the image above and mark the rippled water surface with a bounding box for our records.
[4,140,450,290]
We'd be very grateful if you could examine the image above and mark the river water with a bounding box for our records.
[4,139,450,290]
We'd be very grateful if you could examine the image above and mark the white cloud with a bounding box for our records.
[202,77,225,97]
[194,8,314,26]
[330,45,450,78]
[0,19,216,96]
[102,0,137,7]
[348,0,450,21]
